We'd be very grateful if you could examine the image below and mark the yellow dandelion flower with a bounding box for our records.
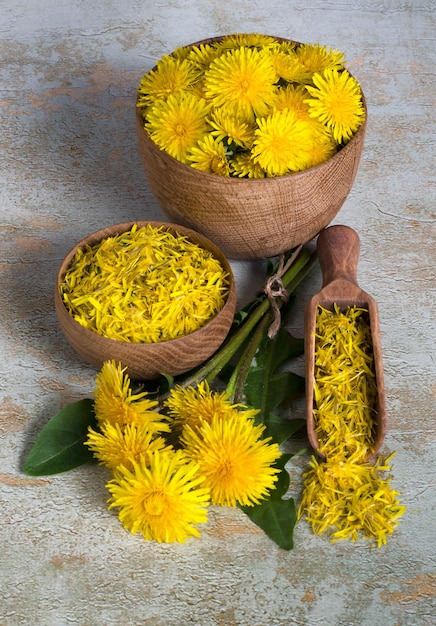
[252,108,320,176]
[181,413,281,507]
[296,43,345,74]
[231,151,266,179]
[305,69,365,144]
[169,46,191,61]
[204,46,277,120]
[107,449,210,543]
[209,108,256,149]
[187,43,221,72]
[137,55,197,108]
[304,120,337,168]
[268,50,312,84]
[272,84,311,120]
[164,380,259,434]
[187,135,231,176]
[218,33,279,51]
[94,360,168,434]
[145,92,211,163]
[276,40,298,55]
[85,422,170,471]
[186,78,208,100]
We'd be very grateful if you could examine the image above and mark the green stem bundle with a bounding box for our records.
[170,246,318,395]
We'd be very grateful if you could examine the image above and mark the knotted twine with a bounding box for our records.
[264,245,303,339]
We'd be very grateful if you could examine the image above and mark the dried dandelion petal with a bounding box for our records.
[299,304,405,545]
[298,454,406,547]
[313,304,377,462]
[60,224,230,343]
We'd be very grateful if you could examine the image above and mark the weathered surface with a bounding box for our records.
[1,2,435,625]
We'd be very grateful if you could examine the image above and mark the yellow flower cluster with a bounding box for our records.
[85,360,281,543]
[298,305,406,546]
[137,33,365,177]
[166,382,281,507]
[60,224,229,343]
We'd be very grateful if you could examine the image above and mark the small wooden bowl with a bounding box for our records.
[136,36,367,260]
[55,221,236,380]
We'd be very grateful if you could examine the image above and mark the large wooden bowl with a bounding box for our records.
[136,36,367,260]
[55,221,236,380]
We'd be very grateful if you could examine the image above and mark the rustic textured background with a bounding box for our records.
[1,1,435,624]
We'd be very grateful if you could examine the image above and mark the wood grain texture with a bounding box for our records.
[55,221,236,380]
[305,225,387,458]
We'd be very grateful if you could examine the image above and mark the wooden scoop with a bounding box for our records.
[304,225,387,459]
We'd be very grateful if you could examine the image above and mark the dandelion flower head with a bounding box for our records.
[107,449,210,543]
[272,84,311,120]
[85,421,170,472]
[137,55,198,107]
[231,151,266,179]
[164,380,259,434]
[181,413,281,507]
[305,69,365,144]
[296,43,345,74]
[268,50,312,84]
[208,107,256,149]
[218,33,279,51]
[204,46,277,121]
[93,360,168,435]
[188,134,231,176]
[187,43,221,72]
[252,108,320,176]
[146,92,211,163]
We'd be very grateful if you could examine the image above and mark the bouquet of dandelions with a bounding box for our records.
[136,33,366,178]
[24,244,405,548]
[24,247,319,549]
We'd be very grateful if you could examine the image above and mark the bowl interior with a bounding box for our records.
[55,221,236,380]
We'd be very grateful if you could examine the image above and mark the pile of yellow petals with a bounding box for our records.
[299,305,406,546]
[85,361,281,543]
[300,454,406,547]
[60,224,229,343]
[313,304,377,462]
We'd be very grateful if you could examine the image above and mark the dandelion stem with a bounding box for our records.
[225,311,272,404]
[169,246,318,393]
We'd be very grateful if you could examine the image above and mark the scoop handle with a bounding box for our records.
[317,225,360,288]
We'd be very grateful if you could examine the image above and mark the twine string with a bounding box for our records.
[264,245,303,339]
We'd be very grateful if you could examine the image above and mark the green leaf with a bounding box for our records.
[243,325,305,422]
[247,370,305,419]
[241,497,297,550]
[262,414,306,445]
[260,326,304,369]
[239,455,297,550]
[273,453,292,496]
[23,399,97,476]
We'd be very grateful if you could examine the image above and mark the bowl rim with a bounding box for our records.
[136,33,368,185]
[55,219,236,348]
